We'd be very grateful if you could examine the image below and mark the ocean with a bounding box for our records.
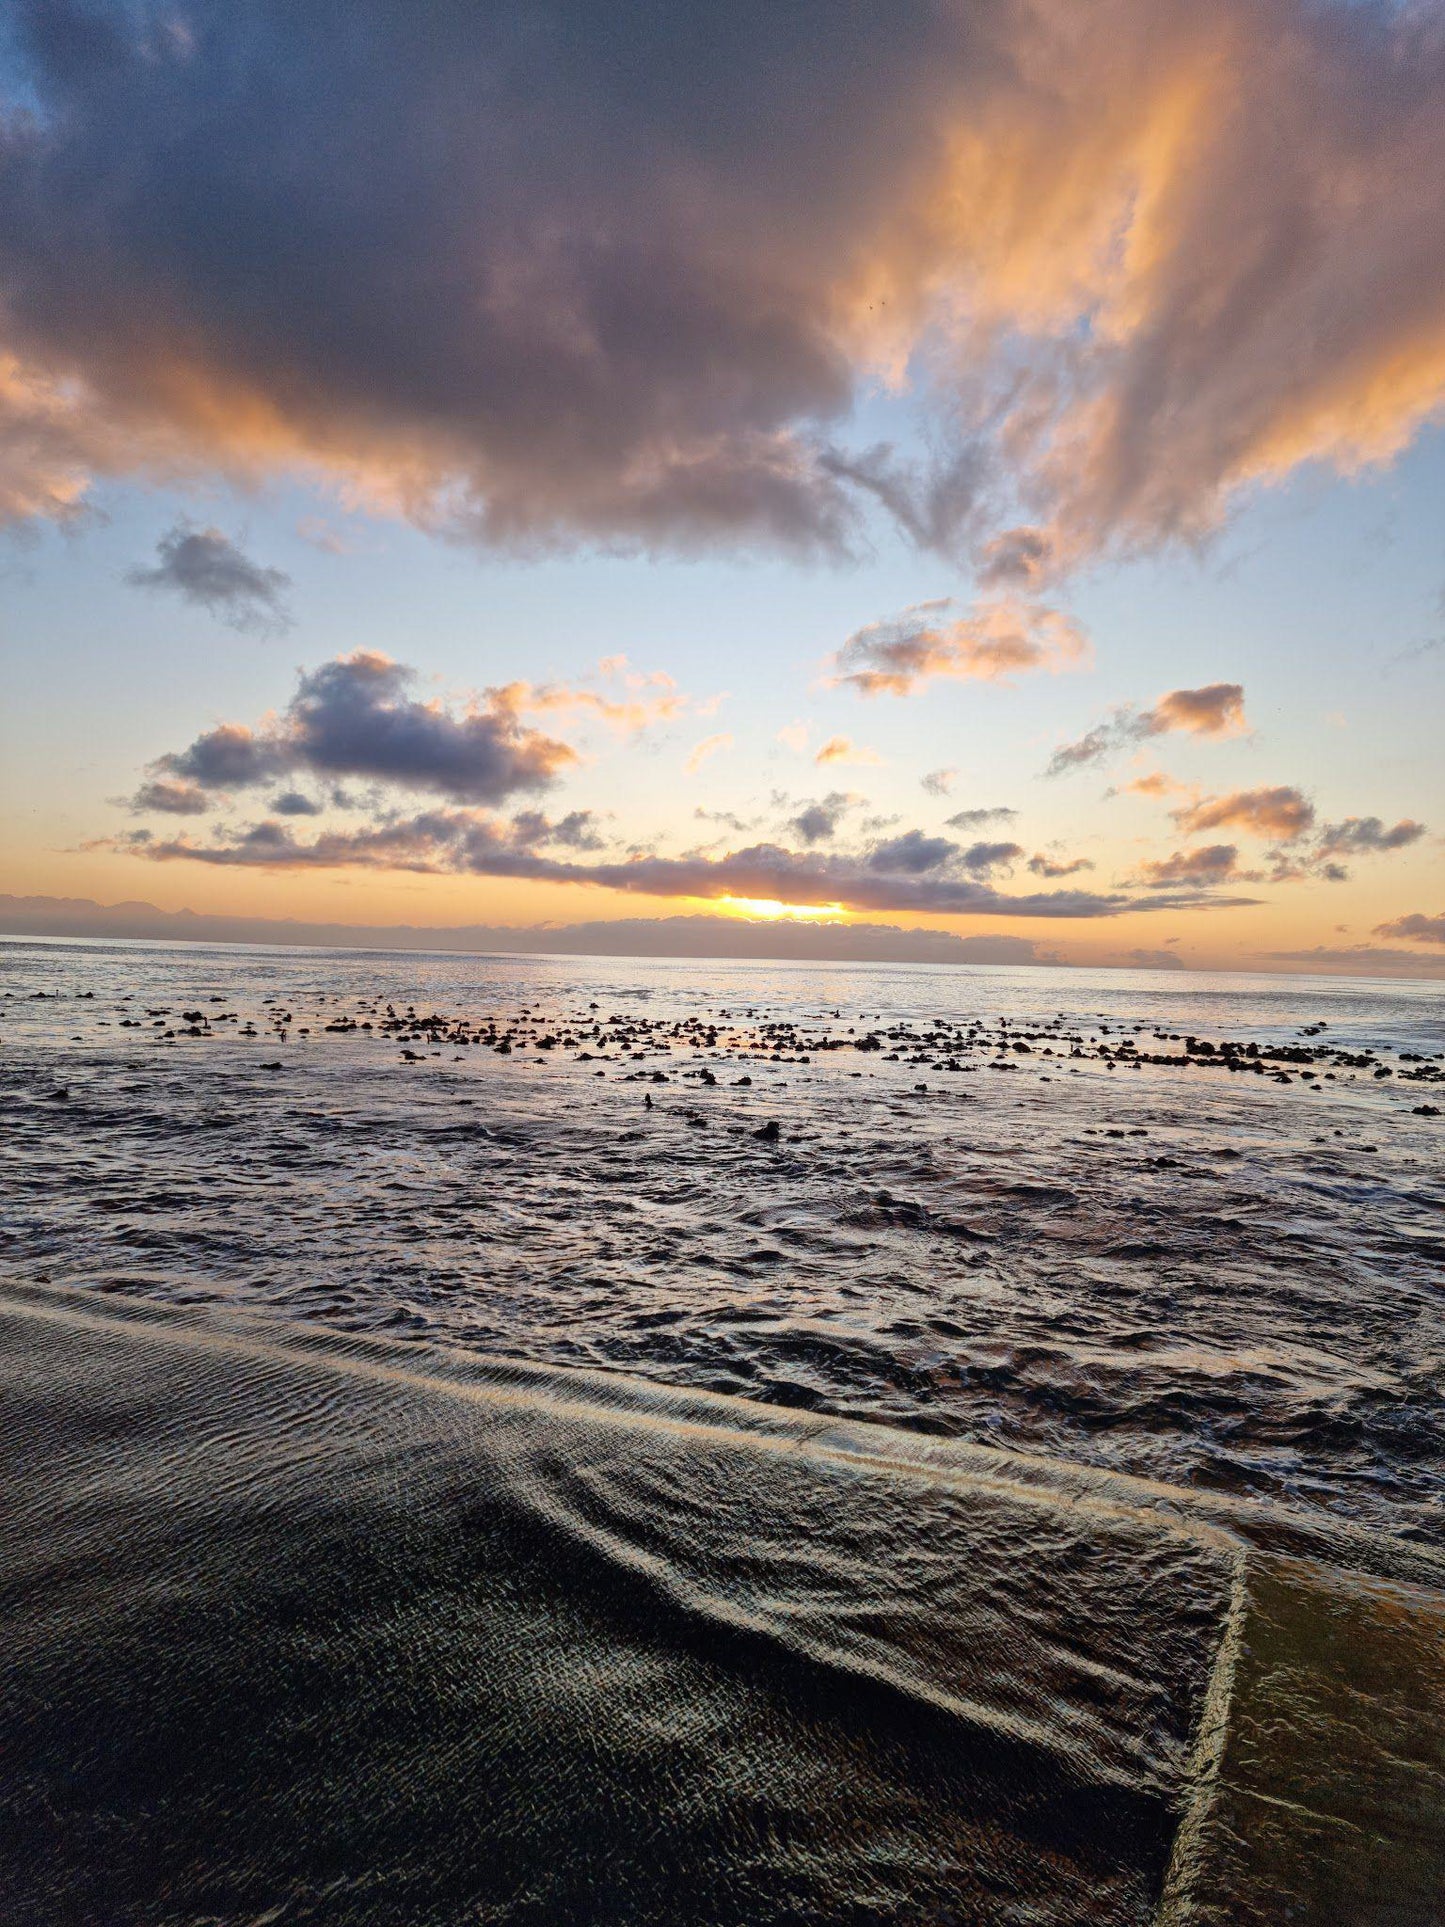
[2,935,1441,1542]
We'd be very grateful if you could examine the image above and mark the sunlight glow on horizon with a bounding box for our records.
[715,897,847,923]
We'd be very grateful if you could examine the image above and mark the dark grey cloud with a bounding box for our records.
[106,807,1256,918]
[509,809,605,851]
[1046,723,1117,778]
[865,830,957,875]
[161,722,280,789]
[1028,853,1094,878]
[0,0,981,556]
[3,1,1443,568]
[960,840,1025,875]
[270,790,323,816]
[946,806,1017,830]
[127,776,209,815]
[788,791,857,846]
[863,830,1022,877]
[148,652,576,806]
[1374,910,1445,945]
[126,523,292,635]
[1317,816,1426,857]
[693,807,757,834]
[1138,843,1253,888]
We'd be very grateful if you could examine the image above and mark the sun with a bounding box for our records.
[715,896,845,922]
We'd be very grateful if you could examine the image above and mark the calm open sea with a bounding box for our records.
[2,936,1441,1541]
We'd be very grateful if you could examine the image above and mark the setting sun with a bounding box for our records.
[715,896,846,922]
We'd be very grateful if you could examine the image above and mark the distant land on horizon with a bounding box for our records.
[2,893,1442,980]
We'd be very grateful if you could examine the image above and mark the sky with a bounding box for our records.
[1,0,1442,975]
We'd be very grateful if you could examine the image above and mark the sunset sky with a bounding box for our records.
[2,0,1442,974]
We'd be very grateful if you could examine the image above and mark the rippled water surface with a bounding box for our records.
[3,937,1441,1540]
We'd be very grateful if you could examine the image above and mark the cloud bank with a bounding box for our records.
[104,807,1257,920]
[0,892,1073,966]
[3,0,1443,567]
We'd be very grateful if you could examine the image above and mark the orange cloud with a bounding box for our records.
[4,3,1442,566]
[1146,685,1246,738]
[833,596,1089,696]
[848,3,1445,571]
[1139,844,1254,888]
[1048,684,1248,774]
[1116,771,1185,799]
[1172,785,1315,842]
[684,732,733,774]
[814,736,884,767]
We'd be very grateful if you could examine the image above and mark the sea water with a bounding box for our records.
[2,936,1440,1542]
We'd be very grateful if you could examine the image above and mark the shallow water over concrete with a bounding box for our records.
[2,1282,1440,1925]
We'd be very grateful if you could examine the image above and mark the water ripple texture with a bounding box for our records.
[2,937,1440,1543]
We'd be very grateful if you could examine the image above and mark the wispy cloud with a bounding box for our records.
[684,732,733,774]
[946,805,1017,830]
[490,658,705,735]
[815,736,883,767]
[1113,771,1185,800]
[1028,852,1094,878]
[1318,816,1426,857]
[921,767,957,796]
[833,597,1088,697]
[126,523,292,636]
[1047,684,1247,775]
